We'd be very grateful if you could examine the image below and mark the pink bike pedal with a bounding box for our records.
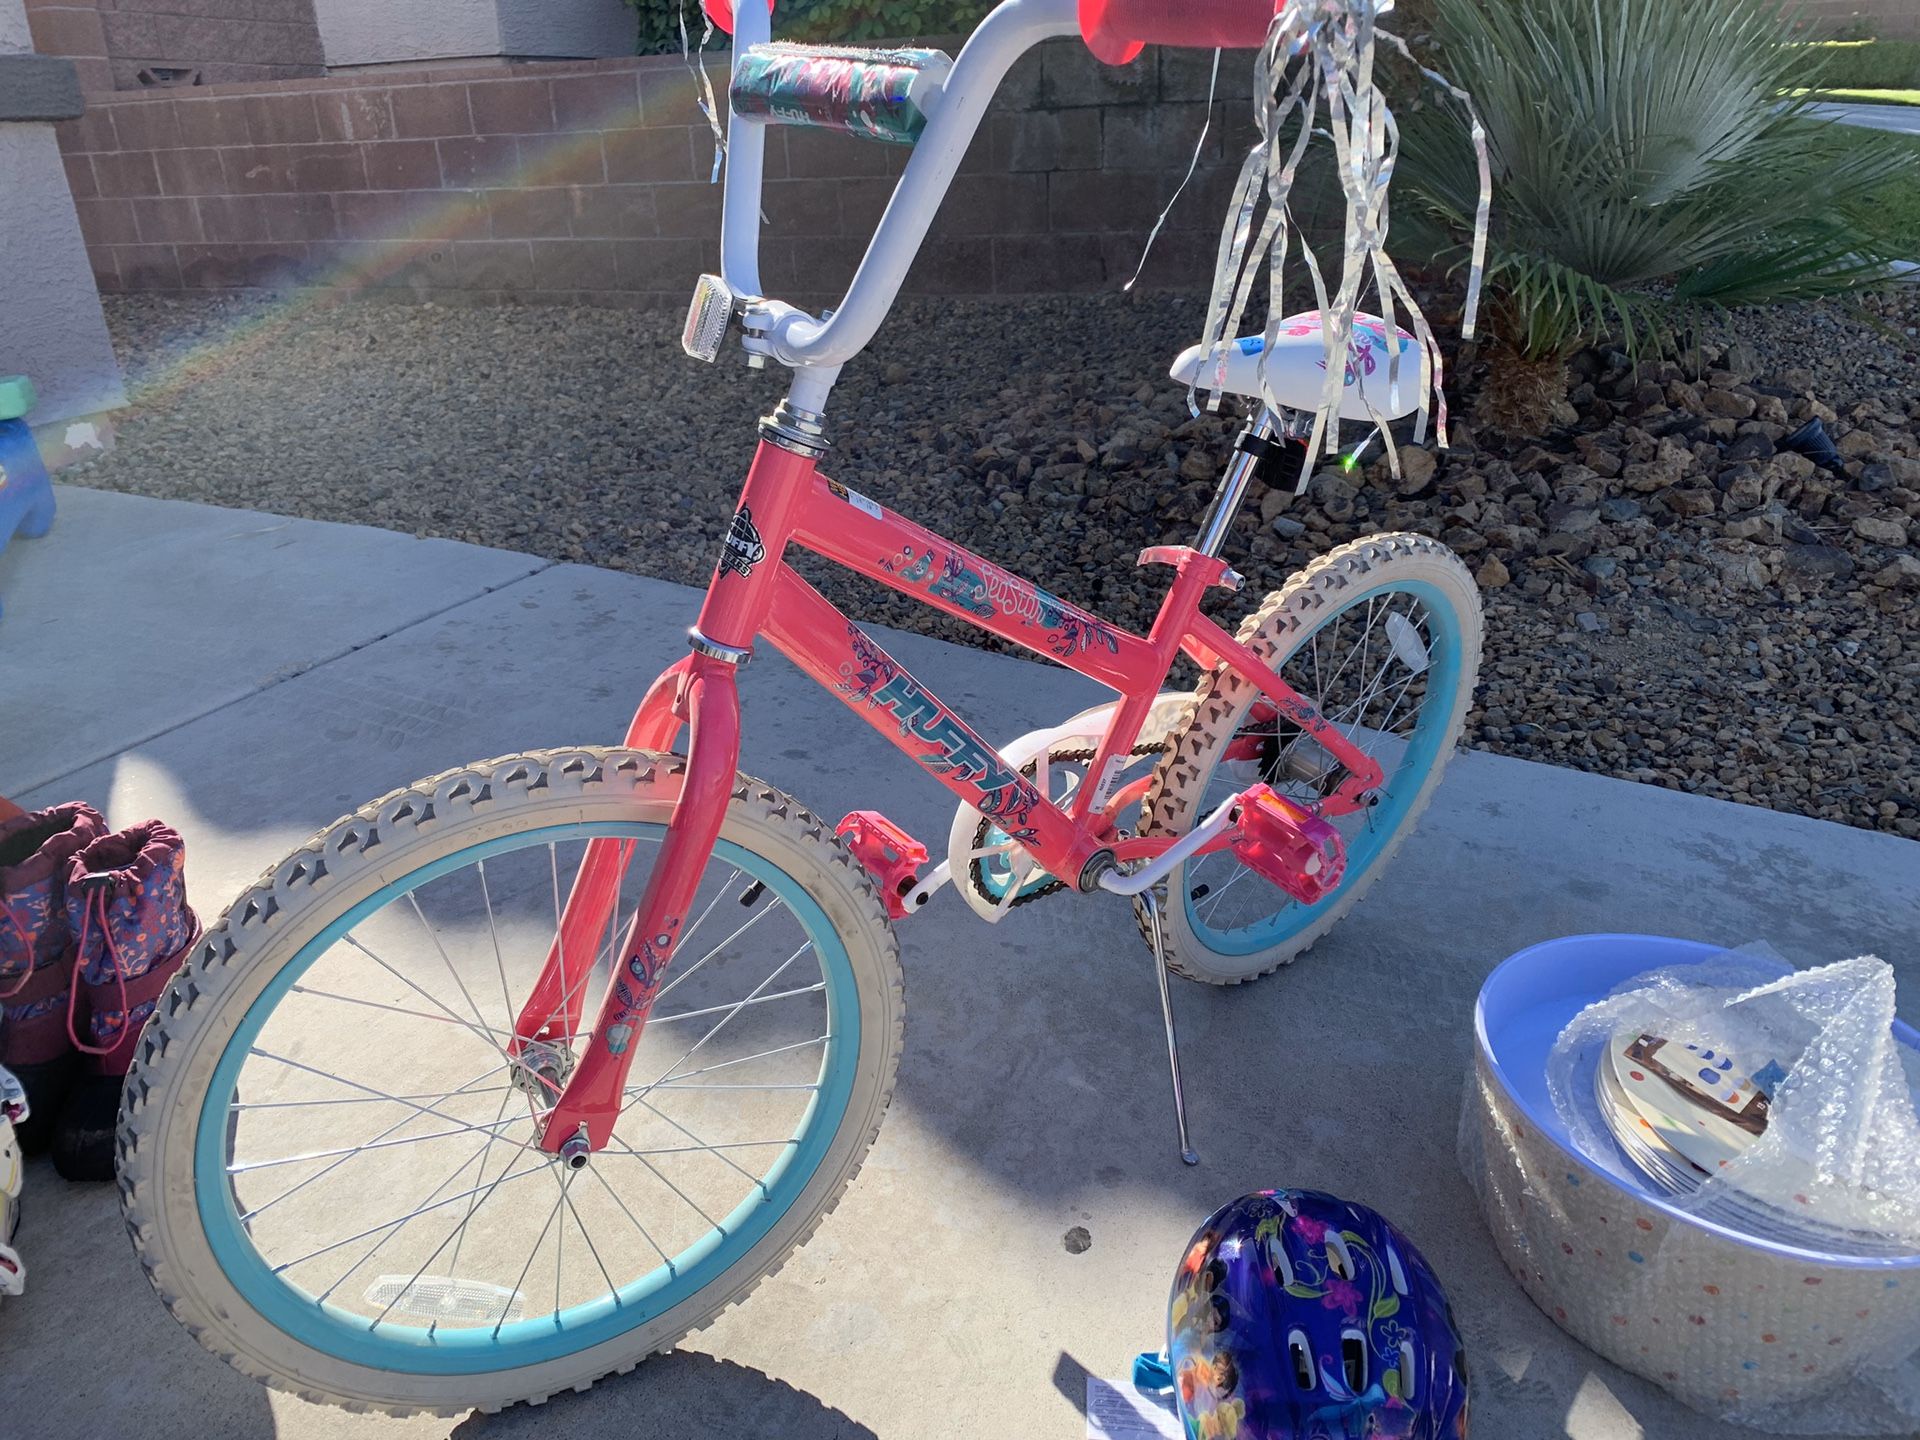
[835,811,929,920]
[1226,784,1346,906]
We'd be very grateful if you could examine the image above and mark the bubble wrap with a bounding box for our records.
[1463,947,1920,1432]
[1550,951,1920,1249]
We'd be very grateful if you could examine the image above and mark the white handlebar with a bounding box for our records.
[721,0,1083,371]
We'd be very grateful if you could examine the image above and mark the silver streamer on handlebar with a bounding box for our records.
[1192,0,1492,491]
[678,0,727,183]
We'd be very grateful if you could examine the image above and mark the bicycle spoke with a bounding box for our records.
[627,1034,829,1088]
[627,943,814,1111]
[626,1094,773,1198]
[237,1063,511,1224]
[445,1085,521,1282]
[407,891,494,1041]
[243,1049,529,1158]
[647,981,825,1027]
[323,1091,516,1307]
[584,1164,678,1277]
[651,893,784,1008]
[477,858,518,1034]
[271,1161,551,1275]
[558,1171,620,1316]
[231,1078,513,1111]
[494,1175,572,1336]
[287,984,518,1039]
[342,933,506,1061]
[599,1144,723,1230]
[229,1112,529,1174]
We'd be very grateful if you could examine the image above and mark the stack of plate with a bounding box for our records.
[1593,1022,1902,1256]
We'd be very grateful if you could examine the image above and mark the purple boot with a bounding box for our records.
[53,820,199,1181]
[0,803,107,1151]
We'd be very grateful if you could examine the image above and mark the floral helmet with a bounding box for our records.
[1160,1190,1469,1440]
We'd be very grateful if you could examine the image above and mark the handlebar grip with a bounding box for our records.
[1078,0,1279,65]
[730,44,952,146]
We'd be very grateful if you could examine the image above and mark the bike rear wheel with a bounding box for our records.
[1138,533,1483,984]
[118,749,902,1415]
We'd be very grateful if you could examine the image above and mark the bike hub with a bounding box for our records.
[510,1038,576,1100]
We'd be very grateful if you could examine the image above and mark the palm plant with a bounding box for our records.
[1397,0,1918,433]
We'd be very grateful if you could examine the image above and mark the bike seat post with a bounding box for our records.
[1194,405,1282,557]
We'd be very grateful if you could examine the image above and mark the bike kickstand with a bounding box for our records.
[1139,889,1200,1166]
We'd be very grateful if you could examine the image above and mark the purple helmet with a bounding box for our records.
[1164,1190,1469,1440]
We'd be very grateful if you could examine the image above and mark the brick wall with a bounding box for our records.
[57,40,1280,306]
[26,0,323,93]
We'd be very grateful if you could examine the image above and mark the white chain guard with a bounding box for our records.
[946,691,1190,923]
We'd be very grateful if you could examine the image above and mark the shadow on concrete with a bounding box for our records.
[453,1353,875,1439]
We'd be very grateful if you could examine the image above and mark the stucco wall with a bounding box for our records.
[0,0,124,427]
[0,0,29,50]
[25,0,325,92]
[495,0,635,59]
[312,0,500,69]
[315,0,637,69]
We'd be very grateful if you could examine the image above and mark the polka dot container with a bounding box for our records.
[1466,934,1920,1424]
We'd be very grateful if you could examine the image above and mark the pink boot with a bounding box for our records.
[0,803,107,1151]
[52,821,199,1181]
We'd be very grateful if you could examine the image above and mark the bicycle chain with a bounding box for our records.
[965,743,1167,910]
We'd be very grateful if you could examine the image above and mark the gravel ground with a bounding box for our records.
[66,289,1920,838]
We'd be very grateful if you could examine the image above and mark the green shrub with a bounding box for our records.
[625,0,993,55]
[1802,38,1920,89]
[1398,0,1918,428]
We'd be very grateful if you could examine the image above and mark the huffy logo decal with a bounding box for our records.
[720,506,765,578]
[867,671,1044,839]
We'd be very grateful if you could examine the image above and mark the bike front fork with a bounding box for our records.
[520,653,742,1154]
[517,650,1204,1165]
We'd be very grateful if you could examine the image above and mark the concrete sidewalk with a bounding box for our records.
[1806,99,1920,136]
[2,487,1916,1440]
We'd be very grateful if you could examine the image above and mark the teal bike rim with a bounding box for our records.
[194,823,860,1375]
[1182,577,1463,957]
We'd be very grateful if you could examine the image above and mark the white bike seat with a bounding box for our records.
[1169,311,1420,421]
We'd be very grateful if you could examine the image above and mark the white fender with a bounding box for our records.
[946,691,1191,922]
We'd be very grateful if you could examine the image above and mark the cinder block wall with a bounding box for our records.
[56,40,1279,305]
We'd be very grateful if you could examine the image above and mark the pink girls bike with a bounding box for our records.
[117,0,1483,1413]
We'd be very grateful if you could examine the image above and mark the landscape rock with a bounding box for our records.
[1852,515,1910,546]
[1871,555,1920,590]
[1394,443,1437,494]
[71,286,1920,840]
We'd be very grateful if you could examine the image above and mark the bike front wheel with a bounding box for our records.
[118,750,903,1414]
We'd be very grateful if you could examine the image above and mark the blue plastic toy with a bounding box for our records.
[0,376,56,619]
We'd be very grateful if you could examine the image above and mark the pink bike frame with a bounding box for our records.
[523,437,1383,1151]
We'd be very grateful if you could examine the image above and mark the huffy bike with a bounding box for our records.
[116,0,1484,1414]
